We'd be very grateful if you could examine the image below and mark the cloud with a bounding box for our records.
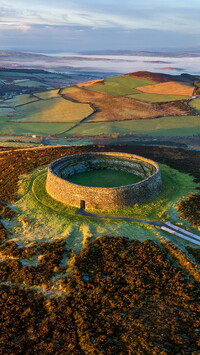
[1,0,200,34]
[1,0,200,52]
[0,5,18,17]
[0,23,199,53]
[0,23,31,31]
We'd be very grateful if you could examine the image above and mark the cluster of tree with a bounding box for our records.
[1,236,199,354]
[178,193,200,226]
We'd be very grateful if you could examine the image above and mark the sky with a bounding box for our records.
[0,0,200,53]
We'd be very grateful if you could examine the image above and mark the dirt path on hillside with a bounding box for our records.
[76,208,163,226]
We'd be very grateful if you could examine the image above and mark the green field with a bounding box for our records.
[8,163,198,249]
[0,136,41,143]
[0,93,94,135]
[0,73,199,140]
[86,75,155,96]
[0,116,73,135]
[60,86,80,95]
[7,94,40,106]
[0,135,41,148]
[48,137,93,145]
[11,97,93,123]
[189,98,200,112]
[34,89,60,99]
[67,169,142,187]
[0,107,14,115]
[0,141,38,148]
[61,116,200,137]
[127,93,190,102]
[13,79,49,88]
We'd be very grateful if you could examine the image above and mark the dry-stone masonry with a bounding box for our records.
[46,152,162,210]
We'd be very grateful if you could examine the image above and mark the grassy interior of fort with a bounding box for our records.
[6,162,197,249]
[66,169,142,187]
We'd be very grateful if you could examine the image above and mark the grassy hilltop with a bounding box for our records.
[0,144,199,353]
[0,70,200,353]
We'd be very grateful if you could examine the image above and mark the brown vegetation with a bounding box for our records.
[125,71,196,84]
[61,86,193,122]
[0,285,81,354]
[177,193,200,226]
[0,222,8,243]
[137,81,194,96]
[0,237,199,354]
[76,79,104,87]
[161,240,200,282]
[125,71,173,82]
[186,246,200,263]
[0,239,67,287]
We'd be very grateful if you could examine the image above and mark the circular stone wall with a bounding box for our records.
[46,152,162,210]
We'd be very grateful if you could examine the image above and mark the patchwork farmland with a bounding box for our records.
[0,70,200,148]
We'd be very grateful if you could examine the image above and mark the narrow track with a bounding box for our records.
[76,208,200,246]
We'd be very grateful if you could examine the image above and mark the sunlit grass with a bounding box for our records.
[86,75,155,96]
[10,164,198,248]
[0,141,38,148]
[127,93,190,102]
[0,107,15,116]
[13,97,93,123]
[48,137,93,145]
[189,98,200,113]
[6,94,39,106]
[62,116,200,137]
[137,81,194,96]
[0,116,73,135]
[108,164,197,221]
[34,89,60,99]
[32,164,197,221]
[0,94,94,135]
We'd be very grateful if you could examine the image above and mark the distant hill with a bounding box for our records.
[125,71,200,83]
[79,50,200,57]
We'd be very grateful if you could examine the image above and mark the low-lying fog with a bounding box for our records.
[1,52,200,76]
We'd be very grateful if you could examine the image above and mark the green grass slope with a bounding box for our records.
[127,93,190,102]
[0,116,74,135]
[12,97,93,123]
[189,98,200,113]
[86,75,156,96]
[61,116,200,137]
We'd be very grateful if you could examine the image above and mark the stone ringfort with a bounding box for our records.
[46,152,162,210]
